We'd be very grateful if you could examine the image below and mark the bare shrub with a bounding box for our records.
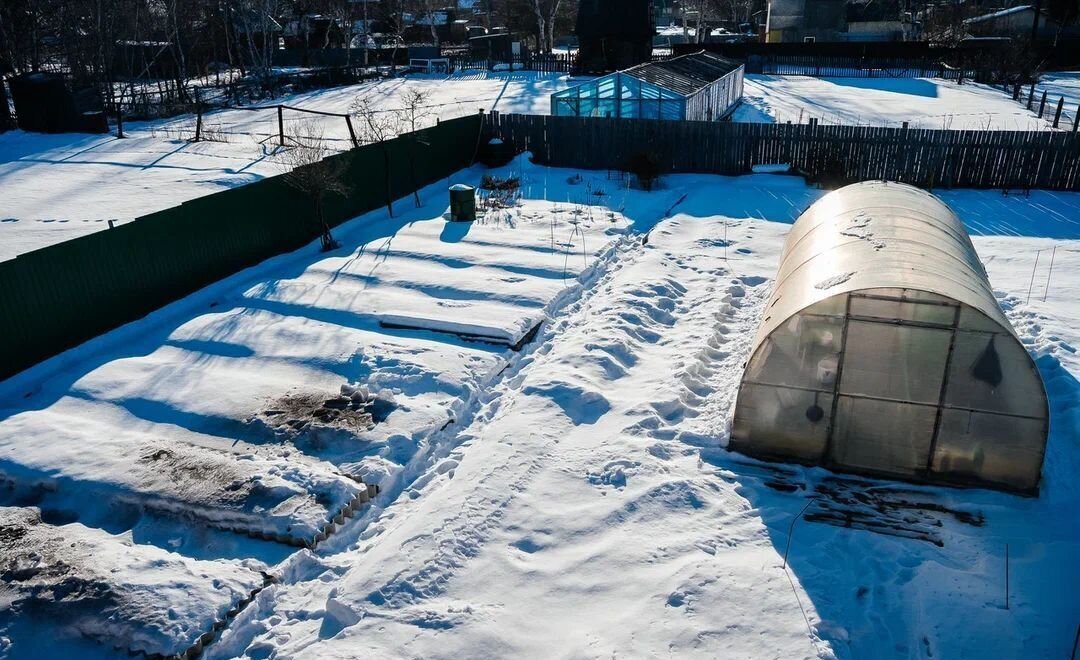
[279,119,351,251]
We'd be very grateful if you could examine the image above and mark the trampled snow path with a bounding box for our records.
[211,183,1078,660]
[210,213,838,659]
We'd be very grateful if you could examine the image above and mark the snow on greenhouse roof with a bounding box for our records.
[623,51,743,97]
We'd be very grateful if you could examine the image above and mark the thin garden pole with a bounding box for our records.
[1027,250,1042,304]
[1043,245,1057,302]
[1053,98,1064,128]
[1038,91,1048,119]
[1073,106,1079,133]
[782,498,815,570]
[1027,83,1035,109]
[1004,544,1010,610]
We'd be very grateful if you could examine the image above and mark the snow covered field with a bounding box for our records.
[1037,71,1080,127]
[734,75,1055,130]
[2,70,1061,260]
[0,71,575,261]
[2,157,1078,658]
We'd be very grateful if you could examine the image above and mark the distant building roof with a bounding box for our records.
[622,51,743,96]
[963,5,1036,25]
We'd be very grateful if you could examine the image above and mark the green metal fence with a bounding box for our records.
[0,113,483,380]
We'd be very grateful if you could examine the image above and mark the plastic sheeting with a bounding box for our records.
[730,181,1049,493]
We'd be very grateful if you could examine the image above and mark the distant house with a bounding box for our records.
[575,0,656,73]
[765,0,915,42]
[551,50,744,121]
[963,5,1061,39]
[846,0,912,41]
[765,0,847,42]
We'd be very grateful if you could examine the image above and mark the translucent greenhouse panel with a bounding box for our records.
[802,293,849,317]
[661,99,683,120]
[830,397,937,476]
[579,98,598,117]
[596,76,618,99]
[931,409,1046,491]
[944,331,1047,418]
[849,295,957,326]
[731,384,832,461]
[620,100,637,118]
[745,313,845,391]
[596,99,617,118]
[838,321,951,405]
[958,305,1011,334]
[640,100,660,119]
[554,98,578,117]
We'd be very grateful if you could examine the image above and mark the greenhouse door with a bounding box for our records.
[825,306,956,479]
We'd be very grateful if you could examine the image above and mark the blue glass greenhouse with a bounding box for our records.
[550,51,745,121]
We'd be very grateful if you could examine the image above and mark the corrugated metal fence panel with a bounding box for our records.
[488,114,1080,191]
[0,114,482,380]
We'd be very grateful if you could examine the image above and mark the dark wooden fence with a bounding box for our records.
[746,54,968,79]
[448,52,579,74]
[110,64,385,120]
[487,112,1080,191]
[0,114,483,380]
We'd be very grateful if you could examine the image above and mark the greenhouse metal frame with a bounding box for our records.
[729,181,1049,494]
[551,51,744,121]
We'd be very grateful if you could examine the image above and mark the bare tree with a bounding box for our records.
[280,120,350,251]
[422,0,441,46]
[531,0,565,53]
[399,88,432,133]
[350,95,399,143]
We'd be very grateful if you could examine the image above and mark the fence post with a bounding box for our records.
[1012,83,1020,100]
[1052,98,1065,128]
[278,105,285,147]
[345,114,359,148]
[194,87,202,142]
[1074,106,1080,133]
[115,105,124,139]
[1027,83,1035,109]
[1038,91,1048,119]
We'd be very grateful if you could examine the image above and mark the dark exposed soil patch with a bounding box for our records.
[259,384,396,436]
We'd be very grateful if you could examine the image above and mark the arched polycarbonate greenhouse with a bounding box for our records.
[730,181,1049,494]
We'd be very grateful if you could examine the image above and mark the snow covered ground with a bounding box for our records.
[0,71,576,261]
[734,75,1055,130]
[1037,71,1080,127]
[2,157,1078,658]
[2,70,1062,260]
